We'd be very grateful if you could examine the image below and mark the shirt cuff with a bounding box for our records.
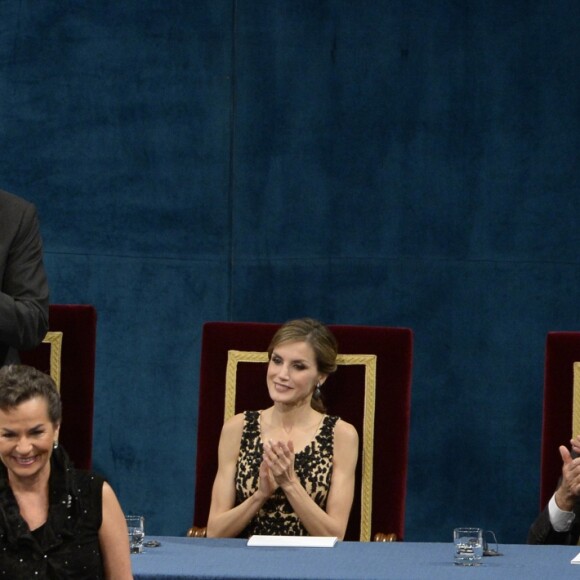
[549,493,576,532]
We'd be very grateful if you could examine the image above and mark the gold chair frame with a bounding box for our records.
[42,331,63,392]
[573,362,580,438]
[225,350,377,542]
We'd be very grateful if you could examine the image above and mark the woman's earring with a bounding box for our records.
[53,440,59,450]
[314,381,322,399]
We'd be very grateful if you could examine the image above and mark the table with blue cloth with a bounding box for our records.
[131,536,580,580]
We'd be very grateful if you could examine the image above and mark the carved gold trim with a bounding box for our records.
[224,350,377,542]
[336,353,376,543]
[573,362,580,439]
[42,331,63,392]
[225,351,268,421]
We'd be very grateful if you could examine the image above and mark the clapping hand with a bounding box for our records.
[570,435,580,457]
[556,443,580,511]
[263,440,296,488]
[258,458,278,499]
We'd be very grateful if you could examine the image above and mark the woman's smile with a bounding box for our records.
[274,382,293,392]
[0,397,59,482]
[266,341,323,406]
[11,454,39,467]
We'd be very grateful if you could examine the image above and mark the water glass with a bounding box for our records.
[453,527,483,566]
[126,515,145,554]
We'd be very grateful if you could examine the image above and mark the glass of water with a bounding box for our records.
[126,515,145,554]
[453,527,483,566]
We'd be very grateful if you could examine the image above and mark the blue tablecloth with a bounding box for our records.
[131,536,580,580]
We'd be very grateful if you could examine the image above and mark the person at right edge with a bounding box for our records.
[0,189,49,367]
[528,435,580,544]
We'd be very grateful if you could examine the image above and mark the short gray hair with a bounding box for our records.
[0,365,61,424]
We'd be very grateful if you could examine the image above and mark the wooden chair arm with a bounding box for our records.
[186,526,207,538]
[373,532,398,542]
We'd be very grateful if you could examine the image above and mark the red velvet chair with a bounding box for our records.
[189,321,413,541]
[19,304,97,470]
[539,332,580,509]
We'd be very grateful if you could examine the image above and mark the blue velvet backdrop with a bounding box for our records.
[1,1,578,543]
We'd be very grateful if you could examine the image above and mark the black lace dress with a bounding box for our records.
[235,410,338,537]
[0,446,105,579]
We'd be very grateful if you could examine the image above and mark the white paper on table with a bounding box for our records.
[571,552,580,564]
[247,535,337,548]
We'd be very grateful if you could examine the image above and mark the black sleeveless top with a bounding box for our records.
[235,410,338,537]
[0,446,105,579]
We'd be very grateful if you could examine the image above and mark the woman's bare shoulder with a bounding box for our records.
[334,418,359,446]
[221,412,246,437]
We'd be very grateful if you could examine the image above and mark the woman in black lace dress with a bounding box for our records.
[207,318,359,539]
[0,365,133,579]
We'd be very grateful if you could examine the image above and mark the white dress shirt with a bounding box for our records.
[549,493,576,532]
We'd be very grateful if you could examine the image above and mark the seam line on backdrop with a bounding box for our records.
[44,252,578,268]
[44,251,227,264]
[229,256,580,267]
[226,0,238,320]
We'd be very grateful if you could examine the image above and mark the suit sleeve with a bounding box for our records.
[0,203,49,350]
[527,503,580,545]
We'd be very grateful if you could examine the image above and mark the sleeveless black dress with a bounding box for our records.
[0,446,105,579]
[235,410,338,537]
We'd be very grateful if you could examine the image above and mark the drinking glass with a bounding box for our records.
[126,515,145,554]
[453,527,483,566]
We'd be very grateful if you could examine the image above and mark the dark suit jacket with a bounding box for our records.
[0,189,49,365]
[528,502,580,546]
[528,499,580,544]
[528,457,580,545]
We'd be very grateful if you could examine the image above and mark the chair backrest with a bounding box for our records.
[20,304,97,470]
[540,331,580,509]
[192,321,413,541]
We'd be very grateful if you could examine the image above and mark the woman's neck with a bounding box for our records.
[9,470,51,532]
[267,403,320,432]
[8,465,51,495]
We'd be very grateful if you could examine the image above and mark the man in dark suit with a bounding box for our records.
[528,436,580,544]
[0,189,49,366]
